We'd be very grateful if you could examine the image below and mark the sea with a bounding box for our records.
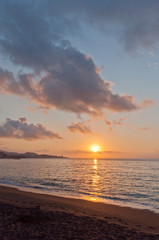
[0,158,159,213]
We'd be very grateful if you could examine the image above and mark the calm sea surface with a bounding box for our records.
[0,158,159,212]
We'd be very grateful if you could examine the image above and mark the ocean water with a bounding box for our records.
[0,158,159,212]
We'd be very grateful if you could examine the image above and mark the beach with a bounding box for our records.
[0,185,159,239]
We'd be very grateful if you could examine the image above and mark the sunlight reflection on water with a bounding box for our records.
[0,158,159,212]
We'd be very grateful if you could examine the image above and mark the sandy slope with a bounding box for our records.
[0,185,159,239]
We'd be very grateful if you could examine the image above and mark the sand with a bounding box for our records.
[0,185,159,239]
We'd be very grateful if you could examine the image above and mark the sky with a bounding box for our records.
[0,0,159,159]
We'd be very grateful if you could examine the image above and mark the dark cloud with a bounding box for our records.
[44,0,159,51]
[1,1,159,58]
[0,66,146,116]
[0,118,62,140]
[0,1,155,116]
[67,122,92,134]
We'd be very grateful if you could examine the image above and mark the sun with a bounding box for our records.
[91,145,101,153]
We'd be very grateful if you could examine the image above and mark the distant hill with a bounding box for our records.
[0,150,67,159]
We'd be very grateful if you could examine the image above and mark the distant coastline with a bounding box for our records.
[0,150,67,159]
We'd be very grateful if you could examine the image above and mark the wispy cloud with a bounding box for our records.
[104,118,112,131]
[0,118,62,140]
[67,122,92,134]
[147,61,159,70]
[104,116,128,131]
[138,127,151,131]
[66,149,123,156]
[113,117,128,126]
[141,99,154,108]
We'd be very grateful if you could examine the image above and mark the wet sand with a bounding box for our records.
[0,185,159,239]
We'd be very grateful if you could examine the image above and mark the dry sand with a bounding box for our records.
[0,185,159,239]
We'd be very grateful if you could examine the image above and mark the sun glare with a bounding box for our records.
[91,145,100,153]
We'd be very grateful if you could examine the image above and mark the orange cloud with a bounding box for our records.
[138,127,151,131]
[141,99,155,107]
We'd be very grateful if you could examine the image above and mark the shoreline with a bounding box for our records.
[1,182,159,214]
[0,185,159,239]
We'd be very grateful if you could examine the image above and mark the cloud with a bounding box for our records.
[104,118,112,131]
[147,61,159,70]
[69,150,91,154]
[1,1,159,57]
[0,118,62,140]
[104,116,128,131]
[27,105,50,115]
[39,0,159,51]
[138,127,150,131]
[0,1,154,116]
[65,149,123,156]
[98,151,124,156]
[113,116,128,126]
[67,121,92,134]
[74,0,159,52]
[0,65,148,116]
[141,99,155,108]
